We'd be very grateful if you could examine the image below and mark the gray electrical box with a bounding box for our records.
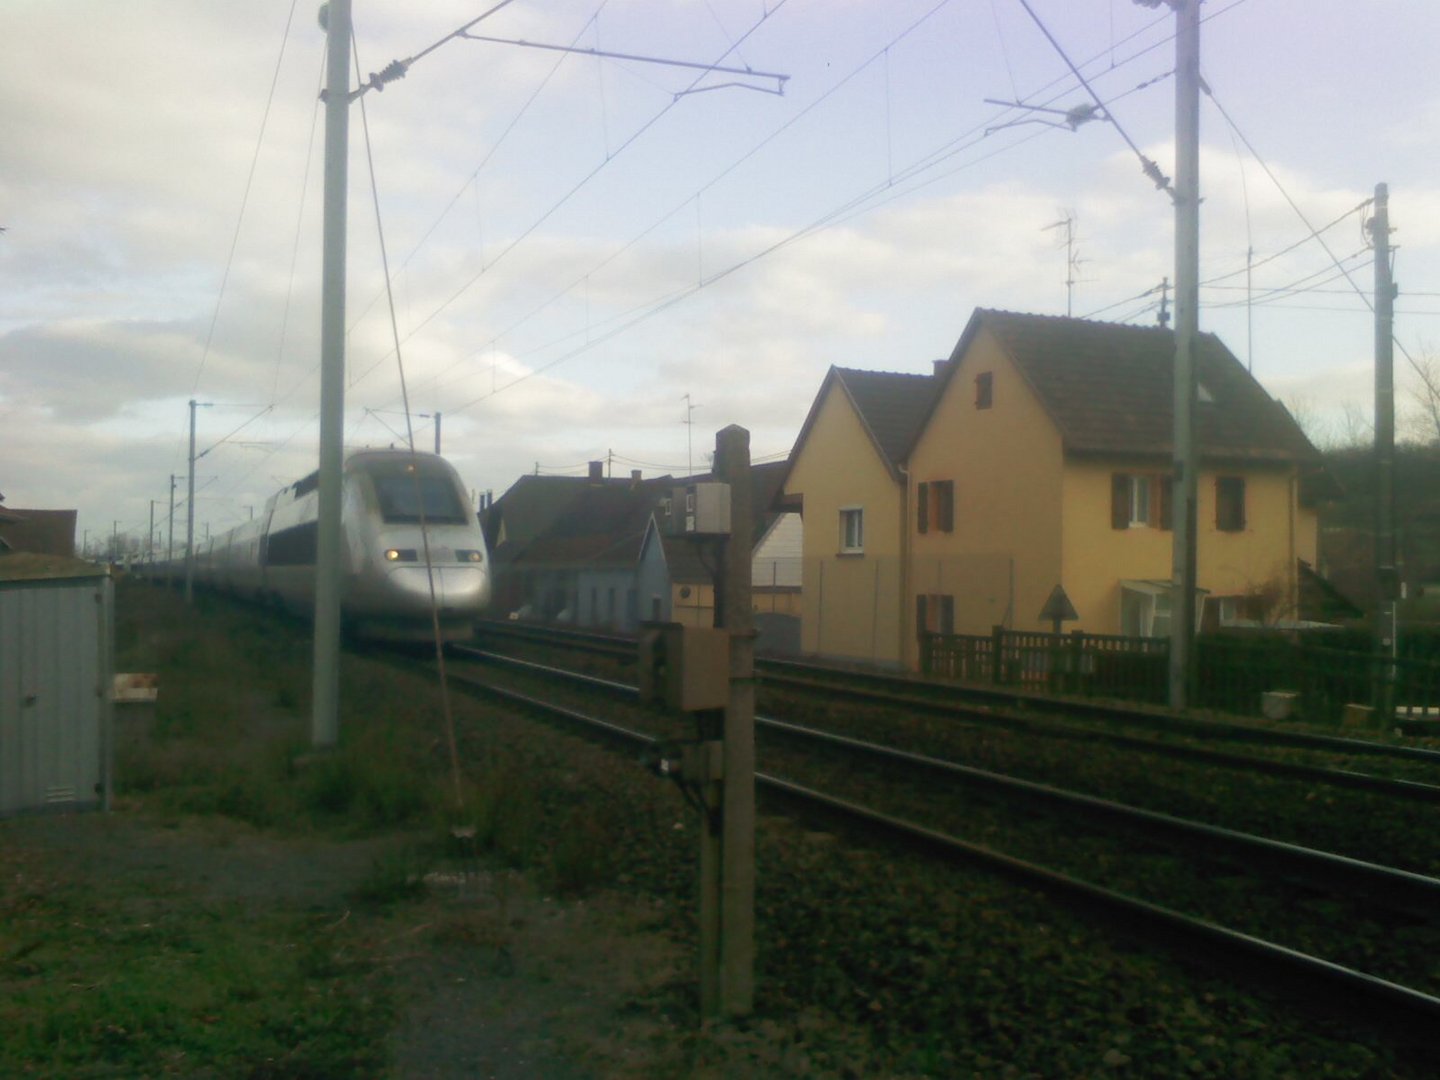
[669,482,731,538]
[638,622,730,712]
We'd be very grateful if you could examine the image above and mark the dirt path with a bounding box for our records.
[2,809,701,1078]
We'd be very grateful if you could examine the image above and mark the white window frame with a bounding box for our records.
[839,506,864,554]
[1128,476,1151,528]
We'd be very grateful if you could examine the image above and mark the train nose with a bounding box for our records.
[387,565,490,613]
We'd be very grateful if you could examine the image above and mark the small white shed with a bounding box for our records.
[0,554,113,817]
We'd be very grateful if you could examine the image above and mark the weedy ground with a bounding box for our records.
[3,581,1435,1078]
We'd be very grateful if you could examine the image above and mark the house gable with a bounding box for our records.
[909,323,1065,638]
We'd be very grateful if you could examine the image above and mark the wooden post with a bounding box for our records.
[714,425,755,1017]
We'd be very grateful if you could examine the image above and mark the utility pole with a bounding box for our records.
[148,500,156,566]
[312,0,352,749]
[1163,0,1201,711]
[1371,183,1398,720]
[185,399,212,603]
[433,410,442,455]
[168,475,176,588]
[712,425,755,1017]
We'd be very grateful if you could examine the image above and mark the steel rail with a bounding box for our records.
[442,662,1440,1039]
[765,672,1440,804]
[762,657,1440,766]
[457,644,1440,917]
[476,620,1440,766]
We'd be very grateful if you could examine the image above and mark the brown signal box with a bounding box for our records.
[638,622,731,712]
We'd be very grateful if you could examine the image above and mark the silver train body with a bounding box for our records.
[178,449,491,642]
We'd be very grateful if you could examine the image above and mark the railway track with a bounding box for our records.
[475,620,1440,800]
[441,642,1440,1042]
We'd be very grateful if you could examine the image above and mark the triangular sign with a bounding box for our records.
[1038,584,1079,624]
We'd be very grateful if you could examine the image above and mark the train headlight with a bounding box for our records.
[384,548,418,562]
[456,549,484,563]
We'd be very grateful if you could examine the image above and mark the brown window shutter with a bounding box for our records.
[939,480,955,532]
[1111,474,1129,530]
[917,482,929,533]
[940,595,955,635]
[1159,475,1173,530]
[916,593,929,638]
[1216,476,1246,531]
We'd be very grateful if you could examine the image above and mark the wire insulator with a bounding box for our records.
[369,59,408,91]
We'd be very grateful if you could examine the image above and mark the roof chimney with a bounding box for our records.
[933,358,948,376]
[630,469,642,488]
[588,460,603,483]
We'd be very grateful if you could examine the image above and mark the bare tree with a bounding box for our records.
[1286,393,1371,451]
[1403,343,1440,445]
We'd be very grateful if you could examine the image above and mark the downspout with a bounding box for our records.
[899,464,912,670]
[1288,468,1298,619]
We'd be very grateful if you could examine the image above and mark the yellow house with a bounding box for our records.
[785,309,1331,670]
[912,308,1330,653]
[780,365,937,666]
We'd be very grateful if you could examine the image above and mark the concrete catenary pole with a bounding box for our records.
[1372,183,1398,718]
[185,399,199,603]
[312,0,351,749]
[714,424,755,1016]
[1167,0,1201,711]
[168,474,176,588]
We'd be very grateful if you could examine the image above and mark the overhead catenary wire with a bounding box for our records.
[1203,82,1422,371]
[350,0,796,389]
[393,0,1198,413]
[381,0,1262,422]
[346,1,617,340]
[1013,0,1172,195]
[190,0,303,398]
[353,33,468,813]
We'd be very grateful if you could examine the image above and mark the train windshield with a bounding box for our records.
[366,461,469,525]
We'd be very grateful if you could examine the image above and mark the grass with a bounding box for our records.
[0,866,390,1078]
[1,579,632,1077]
[0,582,539,1077]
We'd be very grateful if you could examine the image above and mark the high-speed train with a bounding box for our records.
[174,449,491,642]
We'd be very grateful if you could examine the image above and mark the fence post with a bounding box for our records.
[1070,629,1086,695]
[991,624,1005,684]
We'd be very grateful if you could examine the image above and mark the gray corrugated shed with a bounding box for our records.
[1,567,113,817]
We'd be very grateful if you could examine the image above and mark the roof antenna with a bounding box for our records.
[1157,277,1171,328]
[1042,213,1083,316]
[682,394,701,476]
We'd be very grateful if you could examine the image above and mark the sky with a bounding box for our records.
[3,0,1438,556]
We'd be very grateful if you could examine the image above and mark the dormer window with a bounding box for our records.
[975,372,993,409]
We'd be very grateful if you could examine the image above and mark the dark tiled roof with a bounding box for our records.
[964,309,1319,464]
[834,368,938,471]
[0,509,78,557]
[512,478,673,569]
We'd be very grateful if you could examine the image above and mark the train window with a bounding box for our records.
[265,521,318,566]
[369,464,468,525]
